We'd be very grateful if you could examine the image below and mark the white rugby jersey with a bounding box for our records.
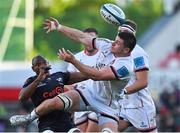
[67,50,101,121]
[121,44,155,108]
[67,50,101,89]
[68,50,101,72]
[83,38,134,110]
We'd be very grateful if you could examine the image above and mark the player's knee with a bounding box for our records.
[88,112,98,121]
[57,93,73,111]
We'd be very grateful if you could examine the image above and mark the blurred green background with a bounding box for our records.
[0,0,163,61]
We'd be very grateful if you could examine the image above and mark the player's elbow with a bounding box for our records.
[18,93,28,102]
[141,80,148,88]
[18,95,23,102]
[81,35,93,46]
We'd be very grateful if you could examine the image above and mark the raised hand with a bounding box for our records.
[43,17,61,33]
[36,67,48,81]
[58,48,75,63]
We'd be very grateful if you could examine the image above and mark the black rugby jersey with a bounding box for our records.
[23,72,74,132]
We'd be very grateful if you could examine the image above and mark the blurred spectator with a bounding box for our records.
[160,88,172,108]
[160,44,180,68]
[160,109,176,131]
[158,84,180,132]
[172,82,180,106]
[173,106,180,131]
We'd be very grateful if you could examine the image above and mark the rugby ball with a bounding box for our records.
[100,3,125,26]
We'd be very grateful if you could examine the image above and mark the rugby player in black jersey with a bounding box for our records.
[18,55,85,132]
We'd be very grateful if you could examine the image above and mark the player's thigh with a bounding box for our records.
[118,108,131,131]
[118,119,131,131]
[76,122,87,132]
[86,112,99,132]
[86,120,99,132]
[63,90,82,111]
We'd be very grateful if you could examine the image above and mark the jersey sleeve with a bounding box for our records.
[93,38,113,52]
[132,45,150,72]
[59,72,70,84]
[110,59,132,80]
[133,56,149,72]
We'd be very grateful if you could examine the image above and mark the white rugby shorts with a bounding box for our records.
[119,106,157,131]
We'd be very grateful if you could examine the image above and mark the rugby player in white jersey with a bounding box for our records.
[10,18,136,132]
[67,28,99,132]
[117,20,157,132]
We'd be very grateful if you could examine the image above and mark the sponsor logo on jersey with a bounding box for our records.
[56,77,62,82]
[134,56,145,69]
[117,66,129,77]
[96,63,106,69]
[43,86,63,98]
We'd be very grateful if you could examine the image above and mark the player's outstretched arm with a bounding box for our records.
[67,72,88,85]
[58,48,115,81]
[43,17,94,48]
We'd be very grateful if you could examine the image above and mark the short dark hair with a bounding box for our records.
[118,32,136,52]
[32,55,47,65]
[83,28,98,35]
[124,19,137,32]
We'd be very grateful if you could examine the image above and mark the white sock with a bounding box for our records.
[30,110,39,121]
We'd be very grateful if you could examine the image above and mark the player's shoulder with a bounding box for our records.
[53,71,67,74]
[114,56,132,66]
[23,75,37,86]
[26,75,37,81]
[52,71,68,77]
[132,44,148,56]
[52,72,70,82]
